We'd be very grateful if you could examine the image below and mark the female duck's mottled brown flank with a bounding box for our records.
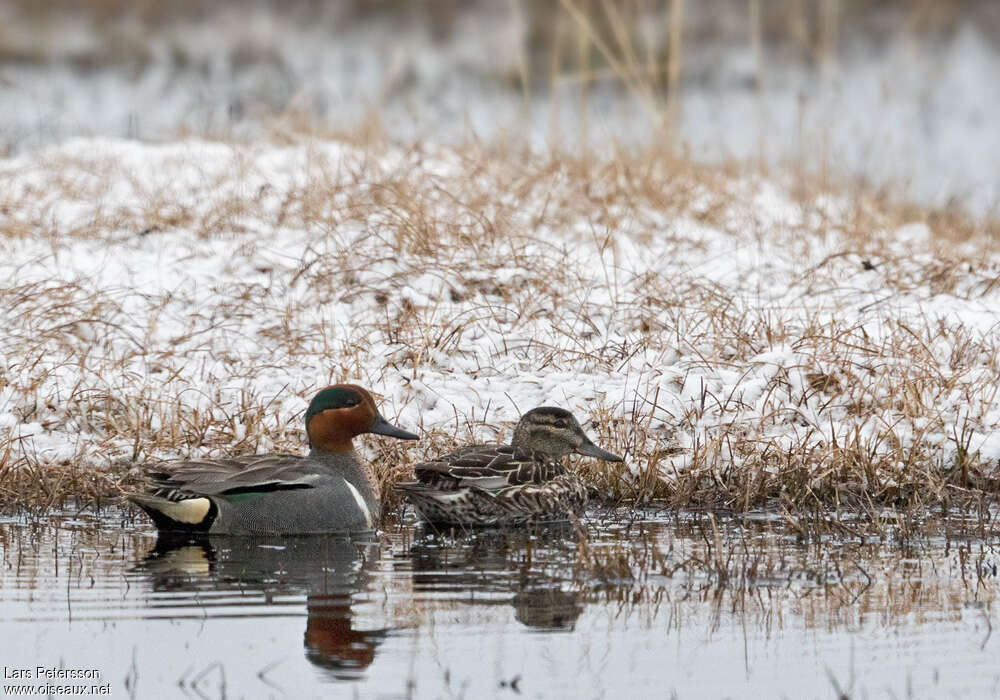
[396,406,623,526]
[128,384,418,535]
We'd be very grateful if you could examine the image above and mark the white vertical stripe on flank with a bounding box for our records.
[343,479,373,528]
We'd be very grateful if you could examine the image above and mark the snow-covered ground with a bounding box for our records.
[1,138,999,507]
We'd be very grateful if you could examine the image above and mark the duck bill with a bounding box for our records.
[575,437,623,462]
[370,414,419,440]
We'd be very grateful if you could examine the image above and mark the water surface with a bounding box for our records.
[0,509,997,699]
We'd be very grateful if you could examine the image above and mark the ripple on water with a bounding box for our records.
[0,509,998,698]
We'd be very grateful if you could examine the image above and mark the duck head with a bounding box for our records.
[510,406,623,461]
[306,384,418,453]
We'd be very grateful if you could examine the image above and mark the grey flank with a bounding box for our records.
[138,449,381,535]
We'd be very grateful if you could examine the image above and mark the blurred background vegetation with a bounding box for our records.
[1,1,997,214]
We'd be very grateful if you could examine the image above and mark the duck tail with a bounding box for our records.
[128,492,217,533]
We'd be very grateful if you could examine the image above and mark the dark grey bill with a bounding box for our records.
[370,413,419,440]
[576,437,623,462]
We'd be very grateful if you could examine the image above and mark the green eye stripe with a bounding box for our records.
[305,387,362,423]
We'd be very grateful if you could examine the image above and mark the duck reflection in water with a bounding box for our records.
[402,522,585,631]
[136,534,390,681]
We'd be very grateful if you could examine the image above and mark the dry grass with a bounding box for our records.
[1,131,999,527]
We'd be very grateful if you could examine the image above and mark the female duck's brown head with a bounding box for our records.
[511,406,622,462]
[305,384,418,453]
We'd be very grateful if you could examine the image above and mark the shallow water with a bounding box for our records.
[0,510,998,699]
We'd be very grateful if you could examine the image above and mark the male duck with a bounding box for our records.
[396,406,622,526]
[128,384,418,535]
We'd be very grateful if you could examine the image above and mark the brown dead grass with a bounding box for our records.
[1,130,999,530]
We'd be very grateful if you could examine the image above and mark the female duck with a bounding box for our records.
[129,384,417,535]
[396,406,622,526]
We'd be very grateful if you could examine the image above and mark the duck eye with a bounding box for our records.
[307,388,363,420]
[323,390,361,409]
